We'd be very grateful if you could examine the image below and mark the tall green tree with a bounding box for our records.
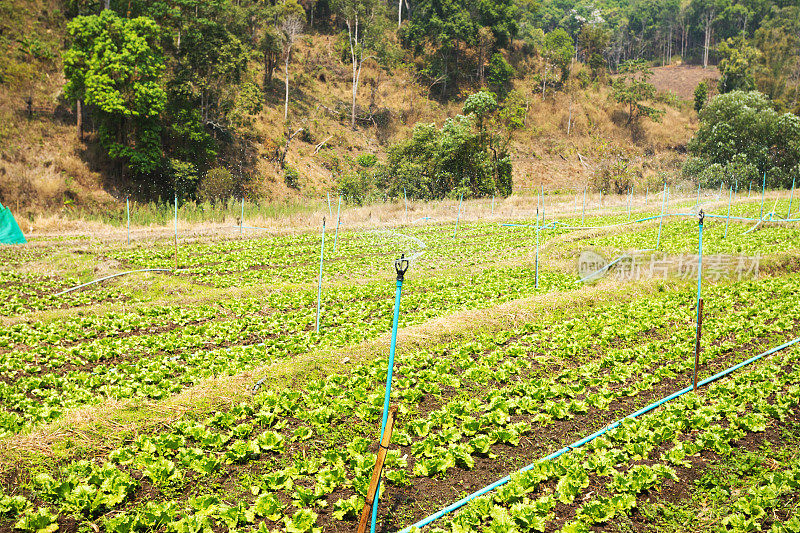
[717,33,760,93]
[687,90,800,186]
[611,59,664,138]
[753,6,800,110]
[541,28,574,97]
[402,0,517,96]
[63,10,166,178]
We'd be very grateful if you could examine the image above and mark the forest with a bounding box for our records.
[2,0,800,203]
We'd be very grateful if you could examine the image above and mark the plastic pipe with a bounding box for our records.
[761,173,766,219]
[315,217,326,333]
[535,207,540,289]
[371,255,409,533]
[789,177,795,219]
[126,198,130,245]
[724,186,732,239]
[55,269,173,297]
[656,182,667,250]
[453,194,463,239]
[174,194,178,239]
[398,335,800,533]
[582,187,586,224]
[174,194,178,270]
[491,195,495,215]
[333,196,342,253]
[694,211,704,389]
[540,184,544,225]
[626,189,629,218]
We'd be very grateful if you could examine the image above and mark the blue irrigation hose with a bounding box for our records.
[575,249,655,284]
[315,218,326,333]
[697,212,704,314]
[126,198,130,245]
[54,269,173,296]
[535,207,540,288]
[582,187,586,225]
[761,173,766,219]
[397,335,800,533]
[657,182,667,250]
[371,255,409,533]
[174,194,178,241]
[334,196,342,253]
[725,186,732,239]
[453,194,463,239]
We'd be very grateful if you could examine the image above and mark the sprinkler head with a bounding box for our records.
[698,209,705,225]
[395,253,410,281]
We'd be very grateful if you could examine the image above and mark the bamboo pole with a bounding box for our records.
[357,406,399,533]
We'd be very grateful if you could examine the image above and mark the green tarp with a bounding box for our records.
[0,202,26,244]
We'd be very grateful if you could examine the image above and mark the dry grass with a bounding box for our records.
[2,29,697,228]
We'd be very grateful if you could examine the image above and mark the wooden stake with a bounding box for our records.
[357,406,398,533]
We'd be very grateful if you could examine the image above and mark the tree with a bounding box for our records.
[689,0,731,68]
[578,23,610,79]
[717,33,760,93]
[178,18,249,127]
[487,53,514,95]
[753,6,800,110]
[694,80,709,112]
[542,29,574,97]
[63,10,166,179]
[401,0,517,97]
[687,90,800,187]
[385,90,520,200]
[476,27,495,86]
[278,1,305,122]
[332,0,386,129]
[611,60,664,139]
[259,27,282,91]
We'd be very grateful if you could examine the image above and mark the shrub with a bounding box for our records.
[197,167,236,203]
[356,153,378,168]
[592,157,637,194]
[381,91,516,200]
[284,166,300,190]
[694,81,708,113]
[487,53,514,94]
[687,90,800,188]
[169,159,199,200]
[338,170,373,205]
[698,163,725,188]
[682,156,707,179]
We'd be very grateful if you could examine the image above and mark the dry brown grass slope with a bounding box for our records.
[0,5,698,218]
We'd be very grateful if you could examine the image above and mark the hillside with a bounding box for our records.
[0,0,705,221]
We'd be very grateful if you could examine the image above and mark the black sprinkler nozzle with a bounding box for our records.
[395,253,410,281]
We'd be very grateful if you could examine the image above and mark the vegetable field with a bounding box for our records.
[2,192,800,533]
